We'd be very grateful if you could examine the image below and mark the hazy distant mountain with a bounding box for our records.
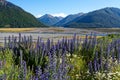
[64,7,120,28]
[0,0,46,28]
[54,13,84,27]
[38,14,63,26]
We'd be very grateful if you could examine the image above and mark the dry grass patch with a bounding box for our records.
[49,28,65,32]
[54,35,103,39]
[87,28,120,32]
[0,28,36,32]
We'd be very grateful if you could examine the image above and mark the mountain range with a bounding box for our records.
[0,0,46,28]
[54,13,84,27]
[0,0,120,28]
[37,14,63,26]
[64,7,120,28]
[39,7,120,28]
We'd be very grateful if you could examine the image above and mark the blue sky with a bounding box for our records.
[8,0,120,17]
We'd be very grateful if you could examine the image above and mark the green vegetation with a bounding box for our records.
[0,1,46,28]
[0,33,120,80]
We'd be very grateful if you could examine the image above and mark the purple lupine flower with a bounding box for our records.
[8,36,11,43]
[41,45,45,60]
[67,40,70,52]
[95,52,101,72]
[35,66,42,79]
[10,35,15,49]
[82,34,88,49]
[106,44,111,58]
[22,60,27,79]
[0,60,3,69]
[117,47,120,63]
[20,50,23,67]
[4,37,7,48]
[73,34,76,48]
[112,48,115,62]
[29,75,34,80]
[62,46,66,55]
[46,38,50,51]
[19,60,27,80]
[62,36,65,43]
[70,39,74,54]
[56,41,60,51]
[8,36,12,48]
[35,38,41,54]
[37,36,40,44]
[12,35,14,42]
[73,33,76,43]
[57,52,69,80]
[51,39,53,47]
[40,73,49,80]
[23,35,27,45]
[41,42,45,51]
[30,35,33,45]
[76,36,79,50]
[89,32,93,47]
[99,54,102,70]
[22,37,24,43]
[12,36,17,48]
[85,34,88,44]
[48,50,57,80]
[27,36,30,45]
[40,71,49,80]
[95,52,98,60]
[97,63,100,72]
[36,37,40,50]
[34,77,39,80]
[88,61,93,73]
[19,33,21,42]
[104,61,108,71]
[92,33,97,48]
[14,36,17,43]
[39,37,42,46]
[93,58,97,72]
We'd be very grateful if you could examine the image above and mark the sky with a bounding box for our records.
[8,0,120,17]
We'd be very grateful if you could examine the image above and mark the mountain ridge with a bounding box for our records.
[38,14,63,26]
[0,1,46,28]
[64,7,120,28]
[54,13,84,27]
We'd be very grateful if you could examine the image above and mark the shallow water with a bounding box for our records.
[0,31,107,44]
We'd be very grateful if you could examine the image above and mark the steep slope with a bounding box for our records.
[54,13,84,27]
[64,7,120,28]
[38,14,63,26]
[0,0,46,28]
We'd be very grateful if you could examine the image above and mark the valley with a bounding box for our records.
[0,0,120,80]
[0,27,119,44]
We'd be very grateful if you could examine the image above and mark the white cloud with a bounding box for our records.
[36,13,67,18]
[51,13,67,17]
[35,14,42,18]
